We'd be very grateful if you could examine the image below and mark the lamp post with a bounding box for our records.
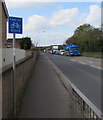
[39,30,45,52]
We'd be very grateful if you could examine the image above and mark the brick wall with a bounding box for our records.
[2,3,7,48]
[0,3,2,118]
[2,50,39,118]
[0,1,8,48]
[0,2,2,48]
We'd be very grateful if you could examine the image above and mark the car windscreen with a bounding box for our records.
[70,47,79,50]
[60,50,65,52]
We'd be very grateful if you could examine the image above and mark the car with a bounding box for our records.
[44,50,51,53]
[50,50,53,54]
[55,50,61,55]
[64,51,70,56]
[60,50,65,55]
[52,50,58,54]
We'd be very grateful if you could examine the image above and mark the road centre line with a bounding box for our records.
[71,59,76,62]
[70,59,102,70]
[89,61,93,63]
[71,59,87,65]
[96,67,102,70]
[78,62,87,65]
[90,65,102,70]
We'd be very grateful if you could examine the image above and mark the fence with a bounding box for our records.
[82,52,103,58]
[71,84,102,119]
[61,77,103,119]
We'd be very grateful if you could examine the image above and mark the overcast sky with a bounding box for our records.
[5,0,101,46]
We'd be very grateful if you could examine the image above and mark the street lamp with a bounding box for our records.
[39,30,46,52]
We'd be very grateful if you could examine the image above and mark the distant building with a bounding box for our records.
[43,44,66,50]
[101,1,103,31]
[0,0,9,48]
[6,38,21,48]
[43,46,52,50]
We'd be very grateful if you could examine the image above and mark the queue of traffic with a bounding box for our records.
[44,44,81,56]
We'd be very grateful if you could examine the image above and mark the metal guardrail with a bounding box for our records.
[71,84,102,119]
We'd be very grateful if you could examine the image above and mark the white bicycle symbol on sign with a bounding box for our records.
[10,22,21,29]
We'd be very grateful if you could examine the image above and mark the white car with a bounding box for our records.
[60,50,65,55]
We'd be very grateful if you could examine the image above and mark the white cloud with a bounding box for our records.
[5,0,101,9]
[24,5,101,32]
[23,5,101,46]
[5,0,101,3]
[25,15,49,32]
[6,2,34,8]
[6,2,53,9]
[7,4,101,46]
[24,8,79,33]
[86,5,101,27]
[39,33,73,46]
[50,8,79,26]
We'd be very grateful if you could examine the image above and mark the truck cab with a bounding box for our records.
[65,44,81,56]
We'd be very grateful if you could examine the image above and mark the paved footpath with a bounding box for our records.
[20,53,75,118]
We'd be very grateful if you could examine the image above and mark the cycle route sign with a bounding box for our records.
[9,17,23,34]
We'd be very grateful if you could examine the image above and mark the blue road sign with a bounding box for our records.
[9,17,23,34]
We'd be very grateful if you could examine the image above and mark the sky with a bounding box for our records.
[5,0,101,46]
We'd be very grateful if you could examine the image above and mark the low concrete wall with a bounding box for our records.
[2,50,39,118]
[2,48,26,68]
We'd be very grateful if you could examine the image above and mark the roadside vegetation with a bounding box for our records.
[19,37,32,50]
[65,24,103,58]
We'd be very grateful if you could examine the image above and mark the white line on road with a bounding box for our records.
[90,65,102,70]
[96,67,102,70]
[71,59,76,62]
[78,62,87,65]
[70,59,102,70]
[89,61,93,63]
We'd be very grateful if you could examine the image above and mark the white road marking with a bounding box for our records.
[70,59,102,70]
[90,65,97,68]
[96,67,102,70]
[78,62,87,65]
[89,61,93,63]
[71,59,76,62]
[90,65,102,70]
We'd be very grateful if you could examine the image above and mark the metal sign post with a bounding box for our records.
[8,16,22,118]
[13,33,16,118]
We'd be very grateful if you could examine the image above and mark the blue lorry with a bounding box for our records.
[65,44,81,56]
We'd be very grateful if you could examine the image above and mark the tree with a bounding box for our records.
[74,24,93,36]
[19,37,32,50]
[65,24,103,52]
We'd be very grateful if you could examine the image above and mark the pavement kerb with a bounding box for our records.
[44,55,79,118]
[45,55,72,95]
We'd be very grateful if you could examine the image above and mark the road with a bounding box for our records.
[46,53,102,111]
